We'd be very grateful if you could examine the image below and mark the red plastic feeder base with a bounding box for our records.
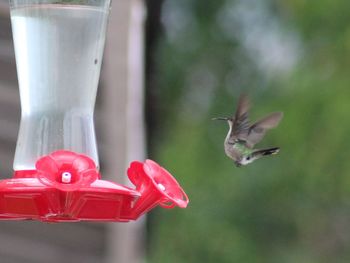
[0,151,188,222]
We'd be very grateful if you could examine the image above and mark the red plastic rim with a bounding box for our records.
[0,150,188,222]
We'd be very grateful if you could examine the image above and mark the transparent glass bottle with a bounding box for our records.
[9,0,111,170]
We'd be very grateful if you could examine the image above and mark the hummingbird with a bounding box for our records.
[213,94,283,167]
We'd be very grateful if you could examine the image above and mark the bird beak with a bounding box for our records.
[212,117,229,121]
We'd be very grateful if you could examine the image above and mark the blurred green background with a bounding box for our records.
[146,0,350,262]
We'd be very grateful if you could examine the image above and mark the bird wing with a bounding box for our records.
[230,94,251,143]
[246,112,283,147]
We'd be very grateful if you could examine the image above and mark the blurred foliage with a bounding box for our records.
[147,0,350,262]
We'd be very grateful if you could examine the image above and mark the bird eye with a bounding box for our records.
[247,156,251,160]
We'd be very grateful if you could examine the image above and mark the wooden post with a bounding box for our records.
[101,0,146,262]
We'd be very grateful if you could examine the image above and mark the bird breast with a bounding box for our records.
[224,142,252,161]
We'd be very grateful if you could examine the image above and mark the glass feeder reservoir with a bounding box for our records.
[11,0,107,170]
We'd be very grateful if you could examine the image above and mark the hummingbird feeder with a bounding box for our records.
[0,0,188,222]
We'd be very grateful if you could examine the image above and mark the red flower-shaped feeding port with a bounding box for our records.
[36,151,100,191]
[0,150,188,222]
[128,160,189,218]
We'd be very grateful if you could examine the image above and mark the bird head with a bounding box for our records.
[212,117,234,128]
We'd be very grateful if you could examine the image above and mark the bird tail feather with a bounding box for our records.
[252,147,280,157]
